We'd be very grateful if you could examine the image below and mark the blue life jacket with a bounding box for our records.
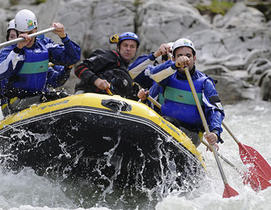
[13,45,49,92]
[161,73,208,130]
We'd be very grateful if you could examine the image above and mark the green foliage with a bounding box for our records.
[33,0,47,5]
[133,0,142,7]
[196,0,234,17]
[9,0,19,6]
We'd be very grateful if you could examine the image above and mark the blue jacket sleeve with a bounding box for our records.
[47,65,72,88]
[46,35,81,66]
[0,45,25,80]
[202,78,225,141]
[129,53,155,71]
[148,60,176,86]
[128,53,156,89]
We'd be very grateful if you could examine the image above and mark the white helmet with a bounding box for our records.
[172,38,196,56]
[7,19,16,31]
[15,9,38,32]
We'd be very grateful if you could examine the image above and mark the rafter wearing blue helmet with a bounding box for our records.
[117,32,140,47]
[75,31,140,100]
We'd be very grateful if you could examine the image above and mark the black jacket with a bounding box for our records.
[75,49,138,99]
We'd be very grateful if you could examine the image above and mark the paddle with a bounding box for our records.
[145,62,271,191]
[200,137,271,191]
[222,122,271,189]
[183,67,238,198]
[0,27,55,48]
[146,95,251,190]
[106,88,113,96]
[147,91,271,191]
[146,95,236,166]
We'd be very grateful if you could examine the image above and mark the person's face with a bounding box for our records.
[19,28,37,48]
[118,40,138,63]
[8,29,18,41]
[173,47,196,72]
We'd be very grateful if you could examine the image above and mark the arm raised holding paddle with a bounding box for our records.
[0,9,81,117]
[143,38,224,148]
[138,38,238,197]
[138,38,271,194]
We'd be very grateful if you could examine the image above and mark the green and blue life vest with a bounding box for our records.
[161,73,207,129]
[13,45,49,92]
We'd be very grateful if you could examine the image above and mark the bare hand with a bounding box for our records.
[153,43,172,58]
[204,132,218,145]
[175,56,190,68]
[52,22,66,38]
[17,33,32,49]
[94,78,110,90]
[137,88,149,101]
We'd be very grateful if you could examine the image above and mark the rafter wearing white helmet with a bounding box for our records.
[172,38,196,56]
[7,19,16,31]
[6,19,18,41]
[15,9,38,32]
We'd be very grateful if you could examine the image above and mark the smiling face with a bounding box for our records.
[118,39,138,63]
[173,46,196,72]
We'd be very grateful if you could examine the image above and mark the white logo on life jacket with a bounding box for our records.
[34,49,42,53]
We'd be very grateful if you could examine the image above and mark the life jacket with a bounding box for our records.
[4,44,49,98]
[161,73,208,130]
[76,49,137,99]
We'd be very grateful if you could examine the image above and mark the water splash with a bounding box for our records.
[0,100,270,209]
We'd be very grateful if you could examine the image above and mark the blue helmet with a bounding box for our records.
[118,32,140,47]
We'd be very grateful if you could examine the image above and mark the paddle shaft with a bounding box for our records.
[106,88,113,96]
[147,95,241,173]
[222,121,240,144]
[147,62,268,192]
[147,95,161,109]
[0,27,55,48]
[183,68,231,186]
[223,118,271,181]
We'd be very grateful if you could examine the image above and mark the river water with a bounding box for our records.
[0,99,270,210]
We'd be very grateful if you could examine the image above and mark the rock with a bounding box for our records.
[137,0,210,53]
[244,49,271,70]
[247,58,271,84]
[201,64,230,75]
[0,9,7,43]
[258,70,271,101]
[0,0,271,104]
[0,1,10,9]
[210,73,257,104]
[214,2,265,30]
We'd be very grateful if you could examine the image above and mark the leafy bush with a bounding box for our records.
[33,0,47,5]
[9,0,19,6]
[196,0,234,17]
[134,0,143,7]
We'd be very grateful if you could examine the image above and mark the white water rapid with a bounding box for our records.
[0,100,270,210]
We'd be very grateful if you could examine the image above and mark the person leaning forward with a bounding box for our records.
[74,32,140,99]
[145,38,225,148]
[0,9,81,117]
